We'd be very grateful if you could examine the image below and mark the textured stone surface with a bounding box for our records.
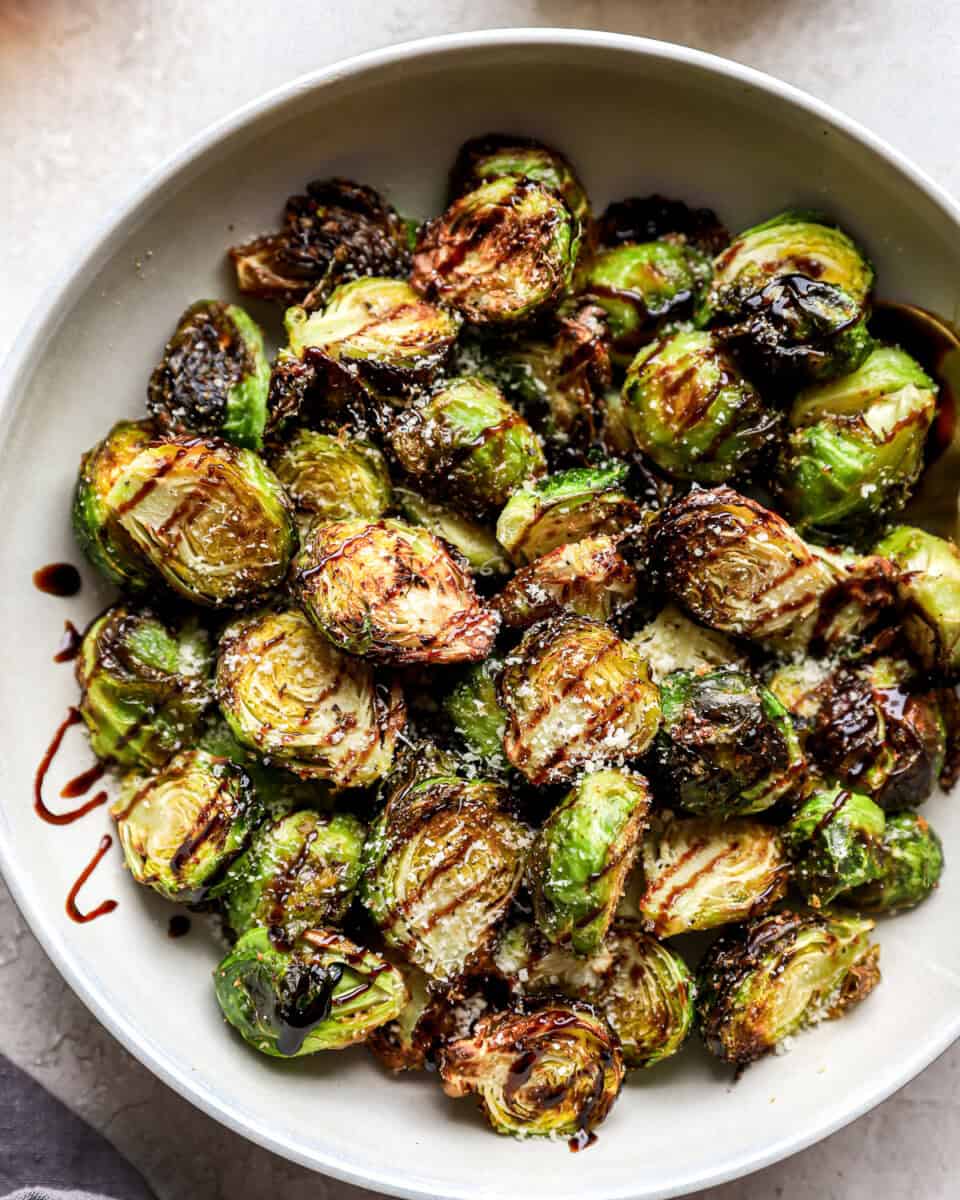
[1,2,959,1198]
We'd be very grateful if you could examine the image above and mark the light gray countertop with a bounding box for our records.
[2,3,958,1197]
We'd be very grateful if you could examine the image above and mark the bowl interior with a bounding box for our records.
[2,34,960,1200]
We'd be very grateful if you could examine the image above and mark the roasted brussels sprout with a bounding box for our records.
[229,177,411,306]
[394,486,509,576]
[597,194,729,257]
[493,534,637,630]
[388,376,545,514]
[783,784,886,905]
[499,616,662,787]
[209,809,367,943]
[496,465,642,566]
[630,604,744,684]
[875,526,960,677]
[360,774,531,979]
[412,178,580,326]
[443,657,510,775]
[530,770,650,955]
[616,330,781,482]
[294,518,498,665]
[216,607,405,788]
[112,749,260,901]
[439,999,623,1142]
[214,927,407,1057]
[702,210,875,382]
[776,346,937,542]
[697,909,880,1065]
[845,811,944,912]
[367,961,437,1071]
[269,429,391,530]
[650,667,807,817]
[634,816,789,936]
[77,602,212,769]
[146,301,270,450]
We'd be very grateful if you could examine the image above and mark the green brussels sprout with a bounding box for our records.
[697,909,880,1064]
[388,376,545,514]
[775,346,937,542]
[214,926,407,1057]
[702,209,874,382]
[293,518,499,665]
[209,809,367,943]
[634,816,789,936]
[493,535,637,630]
[439,999,624,1141]
[412,177,580,326]
[146,300,270,450]
[845,811,944,912]
[102,434,296,608]
[783,784,886,905]
[499,615,662,787]
[630,604,745,684]
[215,608,405,788]
[443,657,510,775]
[650,668,807,817]
[72,419,157,591]
[360,774,531,979]
[496,465,642,566]
[76,602,212,769]
[111,749,260,901]
[530,770,651,955]
[269,429,391,531]
[616,330,781,483]
[394,486,509,576]
[875,526,960,677]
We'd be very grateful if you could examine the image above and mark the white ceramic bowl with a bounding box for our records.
[2,29,960,1200]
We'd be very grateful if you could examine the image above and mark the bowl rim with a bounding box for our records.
[3,27,960,1200]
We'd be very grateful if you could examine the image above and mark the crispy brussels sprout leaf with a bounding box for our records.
[394,486,509,577]
[875,525,960,677]
[783,784,886,905]
[845,811,944,912]
[450,133,591,227]
[270,429,391,530]
[443,657,510,775]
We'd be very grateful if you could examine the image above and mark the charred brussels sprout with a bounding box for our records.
[214,927,407,1057]
[496,465,641,566]
[845,811,944,912]
[112,749,260,901]
[439,1000,623,1141]
[216,608,405,788]
[146,301,270,450]
[499,616,662,787]
[269,429,391,530]
[77,603,212,769]
[783,784,886,905]
[651,668,806,817]
[617,330,781,482]
[388,376,544,514]
[360,775,531,979]
[394,486,509,576]
[412,178,580,326]
[443,657,510,775]
[597,194,729,257]
[697,909,880,1065]
[875,526,960,677]
[531,770,651,954]
[776,346,937,542]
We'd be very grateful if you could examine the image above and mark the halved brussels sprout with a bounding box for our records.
[112,748,260,901]
[394,486,509,576]
[499,615,662,787]
[845,811,944,912]
[294,518,499,665]
[443,657,510,775]
[616,330,781,483]
[360,774,531,979]
[439,999,624,1141]
[77,602,212,769]
[530,770,651,955]
[783,784,886,906]
[496,465,642,566]
[209,809,367,943]
[388,375,545,514]
[776,346,937,542]
[214,927,407,1057]
[697,909,880,1065]
[146,300,270,450]
[650,667,807,817]
[493,534,637,630]
[412,178,580,326]
[269,429,391,530]
[215,608,405,788]
[630,604,745,684]
[103,434,296,608]
[875,526,960,677]
[634,816,788,936]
